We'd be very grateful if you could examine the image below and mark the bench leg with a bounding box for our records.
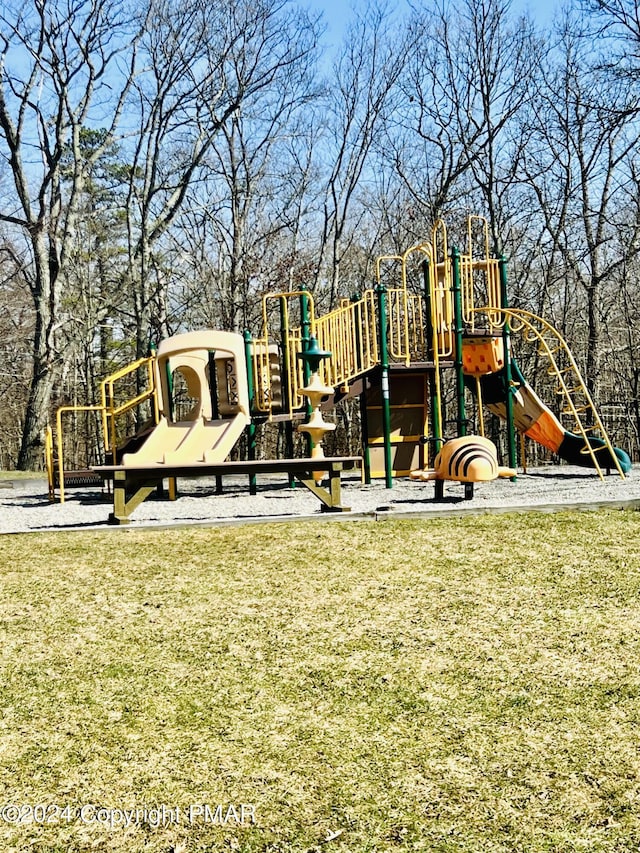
[295,467,351,512]
[109,472,158,525]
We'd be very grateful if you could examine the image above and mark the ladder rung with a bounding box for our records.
[562,405,591,414]
[582,443,611,454]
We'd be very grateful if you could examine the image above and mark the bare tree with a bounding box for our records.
[384,0,538,249]
[0,237,32,468]
[161,107,324,335]
[0,0,323,467]
[202,8,321,331]
[318,0,408,307]
[0,0,138,468]
[518,7,640,400]
[120,0,325,355]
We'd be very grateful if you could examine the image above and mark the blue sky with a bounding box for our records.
[310,0,559,43]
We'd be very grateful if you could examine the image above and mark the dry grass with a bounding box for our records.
[0,471,43,480]
[1,511,640,852]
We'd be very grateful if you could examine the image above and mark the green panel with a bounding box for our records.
[366,407,426,439]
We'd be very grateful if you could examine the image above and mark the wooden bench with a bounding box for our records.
[94,456,362,525]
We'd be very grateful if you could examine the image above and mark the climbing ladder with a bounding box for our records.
[475,307,626,479]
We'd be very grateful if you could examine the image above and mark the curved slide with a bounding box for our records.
[466,361,632,474]
[121,413,248,467]
[120,329,251,469]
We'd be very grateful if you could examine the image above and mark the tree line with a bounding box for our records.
[1,0,639,470]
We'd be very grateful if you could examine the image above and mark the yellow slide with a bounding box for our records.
[122,330,250,468]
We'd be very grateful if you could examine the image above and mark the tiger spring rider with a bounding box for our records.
[410,434,516,500]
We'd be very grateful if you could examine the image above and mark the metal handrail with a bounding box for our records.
[54,404,106,503]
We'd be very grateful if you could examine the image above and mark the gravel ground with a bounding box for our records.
[1,464,639,534]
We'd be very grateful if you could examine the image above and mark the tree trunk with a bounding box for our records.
[18,260,57,470]
[18,350,56,470]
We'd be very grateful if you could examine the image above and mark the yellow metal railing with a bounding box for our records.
[460,216,503,331]
[44,425,55,501]
[250,216,509,422]
[430,221,454,359]
[387,289,427,361]
[315,290,379,388]
[100,356,158,457]
[251,291,316,416]
[54,404,106,503]
[48,355,158,503]
[251,338,279,414]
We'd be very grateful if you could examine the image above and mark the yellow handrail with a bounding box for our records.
[255,291,316,417]
[461,216,503,330]
[50,355,159,503]
[55,404,106,503]
[100,356,157,455]
[314,290,379,388]
[431,220,454,358]
[44,425,55,501]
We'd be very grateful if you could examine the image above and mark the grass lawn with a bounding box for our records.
[1,510,640,852]
[0,471,44,480]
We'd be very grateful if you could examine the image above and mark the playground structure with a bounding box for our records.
[45,216,631,519]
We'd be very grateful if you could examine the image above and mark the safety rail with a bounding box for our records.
[53,405,106,503]
[250,331,308,416]
[47,355,159,503]
[460,256,502,331]
[44,425,55,501]
[250,338,280,414]
[100,356,158,455]
[314,291,379,388]
[387,289,427,362]
[251,290,314,416]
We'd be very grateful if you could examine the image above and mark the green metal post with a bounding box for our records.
[377,282,393,489]
[352,291,371,483]
[300,286,312,366]
[451,247,467,438]
[359,390,371,484]
[499,255,518,477]
[244,330,257,495]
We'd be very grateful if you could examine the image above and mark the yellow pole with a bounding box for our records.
[475,376,485,437]
[56,408,66,504]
